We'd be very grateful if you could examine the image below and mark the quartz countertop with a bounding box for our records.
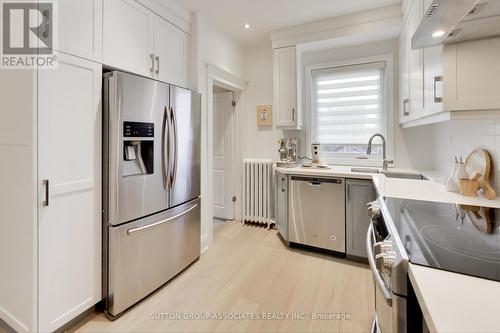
[409,263,500,333]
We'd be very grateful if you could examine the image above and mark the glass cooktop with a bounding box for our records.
[383,197,500,282]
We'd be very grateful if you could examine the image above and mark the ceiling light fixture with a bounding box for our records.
[244,24,250,29]
[432,30,445,38]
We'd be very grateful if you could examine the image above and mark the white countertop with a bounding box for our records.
[275,164,500,332]
[274,165,422,180]
[409,263,500,333]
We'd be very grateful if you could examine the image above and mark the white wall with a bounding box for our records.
[240,43,300,161]
[301,39,434,170]
[192,13,245,252]
[240,39,434,169]
[430,120,500,189]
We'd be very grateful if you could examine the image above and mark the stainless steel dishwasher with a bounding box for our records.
[289,176,345,252]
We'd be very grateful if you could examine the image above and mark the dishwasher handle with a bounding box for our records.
[291,176,343,184]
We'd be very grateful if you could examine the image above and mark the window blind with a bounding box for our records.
[312,62,385,146]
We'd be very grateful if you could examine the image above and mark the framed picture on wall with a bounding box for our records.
[257,105,272,127]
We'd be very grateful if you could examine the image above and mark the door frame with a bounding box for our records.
[204,63,248,252]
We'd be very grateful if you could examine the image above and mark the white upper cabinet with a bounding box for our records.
[38,52,102,332]
[273,46,301,129]
[400,0,500,127]
[399,23,410,122]
[56,0,103,62]
[103,0,155,77]
[154,16,189,87]
[444,38,500,111]
[408,0,424,119]
[103,0,190,87]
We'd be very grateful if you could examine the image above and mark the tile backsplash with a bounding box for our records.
[431,119,500,191]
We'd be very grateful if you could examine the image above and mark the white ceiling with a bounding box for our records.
[176,0,401,46]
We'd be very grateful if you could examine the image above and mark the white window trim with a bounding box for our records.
[305,54,395,167]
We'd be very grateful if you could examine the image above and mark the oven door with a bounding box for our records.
[367,223,406,333]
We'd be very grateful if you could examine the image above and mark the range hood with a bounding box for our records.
[412,0,500,49]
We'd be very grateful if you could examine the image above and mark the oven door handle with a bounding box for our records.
[367,223,393,306]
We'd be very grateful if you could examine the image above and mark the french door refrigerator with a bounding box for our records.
[102,71,201,318]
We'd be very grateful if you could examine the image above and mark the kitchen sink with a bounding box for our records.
[350,167,380,174]
[383,172,425,180]
[350,167,425,180]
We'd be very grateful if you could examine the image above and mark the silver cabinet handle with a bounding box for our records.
[42,179,50,206]
[155,56,160,75]
[366,223,392,306]
[308,181,321,187]
[433,76,443,103]
[150,54,155,74]
[127,203,198,235]
[292,108,295,121]
[402,98,410,116]
[281,177,286,192]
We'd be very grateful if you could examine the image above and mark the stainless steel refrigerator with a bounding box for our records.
[102,71,201,318]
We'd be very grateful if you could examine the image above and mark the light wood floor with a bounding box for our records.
[70,221,374,333]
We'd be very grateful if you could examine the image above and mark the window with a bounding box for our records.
[311,61,387,162]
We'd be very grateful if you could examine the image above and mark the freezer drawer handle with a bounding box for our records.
[127,203,198,235]
[366,223,392,306]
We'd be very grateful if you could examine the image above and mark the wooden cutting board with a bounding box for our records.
[464,149,496,199]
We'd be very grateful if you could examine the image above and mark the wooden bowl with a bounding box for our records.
[459,179,480,197]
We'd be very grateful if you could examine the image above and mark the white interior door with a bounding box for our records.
[38,52,102,332]
[213,91,234,220]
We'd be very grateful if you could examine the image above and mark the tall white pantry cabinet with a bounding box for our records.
[0,55,102,333]
[0,0,191,332]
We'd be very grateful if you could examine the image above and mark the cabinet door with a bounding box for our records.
[273,46,298,128]
[399,23,410,122]
[38,53,102,332]
[408,0,424,118]
[444,38,500,111]
[154,15,189,87]
[346,179,375,259]
[56,0,102,62]
[275,171,288,240]
[103,0,154,77]
[422,45,443,115]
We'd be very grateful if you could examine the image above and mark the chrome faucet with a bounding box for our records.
[367,133,393,171]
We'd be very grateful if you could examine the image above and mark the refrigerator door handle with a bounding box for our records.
[126,203,198,235]
[165,106,170,189]
[170,106,178,186]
